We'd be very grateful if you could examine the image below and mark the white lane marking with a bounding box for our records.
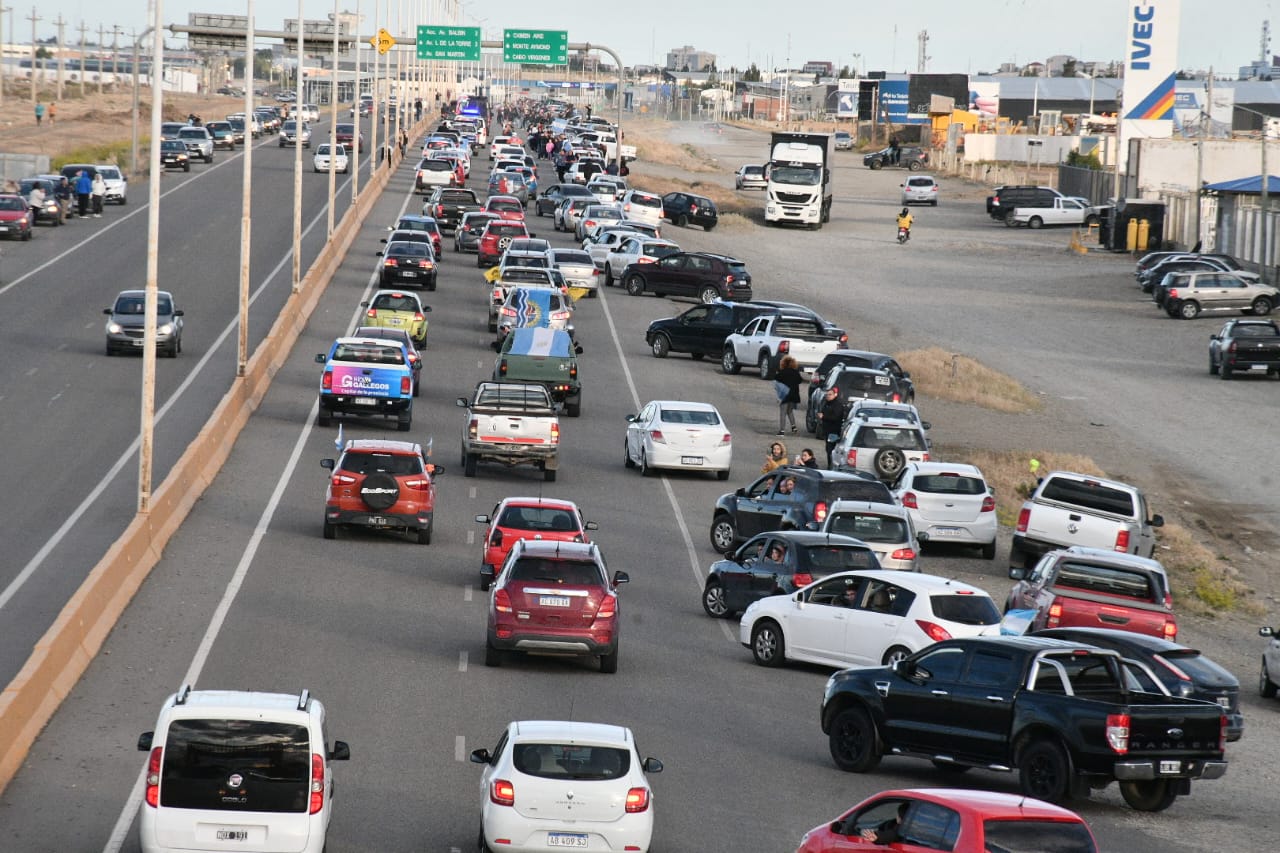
[24,367,36,377]
[100,169,417,853]
[467,530,475,546]
[597,291,735,642]
[57,343,69,351]
[50,393,62,404]
[455,736,466,762]
[459,650,469,672]
[463,585,474,602]
[469,486,476,499]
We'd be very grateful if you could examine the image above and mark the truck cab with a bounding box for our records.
[764,133,833,229]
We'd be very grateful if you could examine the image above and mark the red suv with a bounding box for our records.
[476,220,532,268]
[475,497,597,590]
[485,539,628,673]
[321,439,442,543]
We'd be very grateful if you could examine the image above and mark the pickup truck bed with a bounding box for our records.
[725,315,847,378]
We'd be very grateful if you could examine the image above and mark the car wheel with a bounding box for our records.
[623,440,636,469]
[543,463,557,483]
[828,706,882,772]
[640,450,654,477]
[1253,297,1274,316]
[709,514,737,553]
[704,222,716,232]
[416,521,432,545]
[317,409,332,427]
[183,164,190,172]
[484,639,503,667]
[980,540,997,560]
[1018,739,1072,803]
[930,200,938,207]
[882,645,911,666]
[869,160,883,170]
[757,351,775,379]
[699,285,720,304]
[599,648,620,673]
[1220,361,1233,380]
[750,620,785,667]
[463,452,477,478]
[1028,216,1043,229]
[674,213,689,227]
[105,342,114,356]
[1119,780,1179,812]
[873,447,907,479]
[360,472,400,511]
[1262,657,1279,698]
[565,395,582,417]
[323,521,337,540]
[716,468,730,481]
[1179,300,1201,319]
[1209,354,1219,375]
[650,334,671,358]
[701,582,730,618]
[721,348,741,375]
[625,274,645,296]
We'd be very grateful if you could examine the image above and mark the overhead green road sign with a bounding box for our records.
[503,29,568,65]
[417,25,481,61]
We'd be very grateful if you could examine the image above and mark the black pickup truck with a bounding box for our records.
[1209,318,1280,379]
[423,187,481,234]
[821,635,1227,811]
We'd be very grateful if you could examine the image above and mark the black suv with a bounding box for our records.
[661,191,718,230]
[863,146,929,170]
[645,300,786,360]
[159,139,191,171]
[808,350,915,402]
[986,185,1063,221]
[805,365,909,434]
[709,466,892,554]
[623,252,751,303]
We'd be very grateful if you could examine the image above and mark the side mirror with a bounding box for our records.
[528,232,537,238]
[329,740,351,761]
[584,521,599,531]
[173,309,184,317]
[315,354,327,363]
[1008,566,1028,580]
[489,340,501,351]
[456,397,470,408]
[423,305,433,312]
[625,414,637,422]
[475,514,491,524]
[794,592,805,608]
[360,301,370,308]
[574,343,584,355]
[735,488,746,497]
[642,757,663,773]
[103,308,112,315]
[137,732,153,751]
[469,748,492,765]
[612,571,630,586]
[892,659,916,677]
[1150,514,1164,528]
[1261,627,1276,638]
[321,458,335,470]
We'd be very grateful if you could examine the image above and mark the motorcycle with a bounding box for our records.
[897,226,910,244]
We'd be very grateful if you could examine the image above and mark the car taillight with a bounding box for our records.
[719,432,732,446]
[1168,288,1180,299]
[725,274,735,285]
[890,548,917,561]
[592,267,602,275]
[649,429,665,443]
[145,746,162,807]
[915,620,952,643]
[1106,713,1130,754]
[401,376,412,395]
[1047,601,1063,627]
[494,589,512,613]
[813,501,828,523]
[569,364,577,379]
[322,370,333,391]
[584,219,596,228]
[596,594,617,619]
[900,492,917,509]
[383,258,398,267]
[414,311,426,323]
[492,288,504,302]
[309,753,325,814]
[550,310,571,321]
[625,787,650,813]
[366,307,378,318]
[981,495,995,512]
[419,260,434,269]
[891,392,901,403]
[792,572,813,587]
[690,204,699,213]
[435,204,444,217]
[332,473,356,486]
[499,359,507,376]
[550,422,560,445]
[1219,715,1228,751]
[1114,529,1130,552]
[404,477,431,491]
[500,306,517,318]
[778,340,789,354]
[1016,507,1031,533]
[845,449,857,466]
[838,334,849,346]
[1163,619,1178,641]
[490,779,515,806]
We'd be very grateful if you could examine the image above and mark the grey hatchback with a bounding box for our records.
[104,289,184,357]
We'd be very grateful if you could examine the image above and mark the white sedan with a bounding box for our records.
[739,570,1001,669]
[891,461,998,559]
[470,720,663,853]
[624,400,732,479]
[312,143,350,173]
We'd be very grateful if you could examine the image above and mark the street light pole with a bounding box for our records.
[139,0,165,513]
[238,4,255,375]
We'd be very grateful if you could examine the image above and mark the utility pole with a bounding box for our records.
[97,24,105,94]
[112,25,122,88]
[77,21,88,98]
[28,7,41,106]
[54,14,65,99]
[0,2,7,108]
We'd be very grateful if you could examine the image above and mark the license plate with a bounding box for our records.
[401,270,417,277]
[354,397,378,406]
[933,527,962,536]
[389,318,404,324]
[216,830,249,841]
[681,456,704,465]
[875,375,891,385]
[1216,696,1231,708]
[131,340,144,347]
[0,225,8,231]
[539,596,571,607]
[368,516,388,526]
[547,833,588,848]
[1159,760,1181,774]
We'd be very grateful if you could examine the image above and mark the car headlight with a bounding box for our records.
[158,323,173,335]
[106,322,122,334]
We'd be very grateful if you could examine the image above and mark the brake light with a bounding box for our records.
[592,267,602,275]
[1106,713,1130,754]
[383,258,397,267]
[331,473,356,486]
[725,274,736,285]
[1047,601,1063,627]
[492,288,504,302]
[719,432,732,446]
[845,449,857,466]
[1114,529,1130,552]
[981,495,995,512]
[778,340,790,354]
[813,501,829,523]
[569,364,577,379]
[419,260,433,269]
[494,589,512,613]
[145,746,162,807]
[500,306,517,318]
[1168,288,1179,299]
[890,548,917,561]
[435,204,444,217]
[404,477,430,491]
[838,333,849,346]
[596,594,617,619]
[306,753,326,814]
[550,422,560,445]
[401,376,412,395]
[366,307,378,318]
[490,779,515,806]
[1016,507,1031,533]
[915,620,952,642]
[649,429,666,443]
[625,787,650,813]
[414,311,425,323]
[1219,715,1228,751]
[891,392,901,403]
[901,491,918,509]
[550,310,571,321]
[499,359,507,376]
[322,370,334,391]
[1163,619,1178,641]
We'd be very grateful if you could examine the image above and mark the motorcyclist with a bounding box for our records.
[896,208,913,241]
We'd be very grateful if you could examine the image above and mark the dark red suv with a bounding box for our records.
[321,439,442,543]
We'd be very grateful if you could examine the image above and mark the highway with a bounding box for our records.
[1,120,1278,852]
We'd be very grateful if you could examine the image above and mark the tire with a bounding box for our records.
[397,415,412,432]
[183,164,190,172]
[565,395,582,417]
[323,521,337,540]
[709,514,737,554]
[930,200,938,207]
[881,645,911,666]
[1119,779,1179,812]
[674,213,689,227]
[625,274,645,296]
[716,468,730,481]
[828,706,882,772]
[1209,354,1219,375]
[869,160,883,171]
[1253,296,1274,316]
[360,472,400,511]
[416,521,432,545]
[704,222,716,232]
[699,286,720,304]
[650,334,671,358]
[1178,300,1201,319]
[599,648,619,674]
[623,440,636,468]
[721,348,741,375]
[702,581,729,618]
[463,452,477,478]
[1028,216,1044,229]
[543,465,557,482]
[750,620,785,667]
[908,160,922,171]
[1018,739,1072,803]
[484,639,503,667]
[873,447,907,479]
[317,409,332,427]
[1262,657,1279,698]
[1220,361,1232,380]
[757,351,775,379]
[1084,214,1098,226]
[980,540,997,560]
[691,352,706,361]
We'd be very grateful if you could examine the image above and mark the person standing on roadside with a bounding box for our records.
[818,386,846,466]
[34,101,45,126]
[48,102,57,123]
[74,170,93,218]
[91,171,106,217]
[773,355,804,435]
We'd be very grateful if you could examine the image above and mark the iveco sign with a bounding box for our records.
[1120,0,1181,165]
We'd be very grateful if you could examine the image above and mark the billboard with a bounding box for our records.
[1121,0,1181,155]
[877,80,916,125]
[907,74,968,120]
[1173,85,1234,133]
[969,81,1000,119]
[837,77,858,118]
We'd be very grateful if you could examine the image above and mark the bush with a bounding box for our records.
[1065,149,1103,170]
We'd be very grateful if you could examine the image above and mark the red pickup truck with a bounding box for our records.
[1006,546,1176,640]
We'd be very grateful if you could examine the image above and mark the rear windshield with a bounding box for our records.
[159,719,310,812]
[1039,477,1135,516]
[644,244,680,259]
[659,408,720,426]
[388,243,432,258]
[371,294,421,312]
[513,743,630,780]
[725,261,746,275]
[339,451,423,475]
[930,594,1000,625]
[498,506,578,532]
[821,480,894,503]
[774,319,822,336]
[508,558,602,585]
[802,545,879,572]
[827,512,910,543]
[504,255,549,269]
[552,250,594,266]
[912,474,986,495]
[488,221,526,235]
[981,820,1097,853]
[1159,649,1235,683]
[629,193,662,208]
[333,342,406,364]
[852,427,926,451]
[1234,323,1280,337]
[0,196,27,211]
[420,159,452,170]
[1054,560,1156,601]
[840,373,894,395]
[489,201,524,214]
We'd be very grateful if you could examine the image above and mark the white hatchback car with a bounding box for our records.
[136,687,350,853]
[901,175,939,206]
[312,143,349,173]
[619,189,665,228]
[624,400,732,479]
[891,462,998,559]
[820,500,921,571]
[470,720,663,853]
[740,569,1002,668]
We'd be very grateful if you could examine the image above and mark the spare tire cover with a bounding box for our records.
[360,472,401,511]
[874,448,906,478]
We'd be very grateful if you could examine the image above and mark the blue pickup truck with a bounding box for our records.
[315,337,415,431]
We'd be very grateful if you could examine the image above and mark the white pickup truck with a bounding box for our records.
[721,313,849,378]
[456,381,560,481]
[1007,196,1103,229]
[1009,470,1164,568]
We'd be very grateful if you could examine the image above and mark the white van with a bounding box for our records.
[137,687,350,853]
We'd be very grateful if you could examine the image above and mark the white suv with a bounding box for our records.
[136,687,350,853]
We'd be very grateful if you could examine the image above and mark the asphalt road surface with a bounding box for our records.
[1,120,1277,852]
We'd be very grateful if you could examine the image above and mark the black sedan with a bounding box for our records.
[377,240,437,290]
[701,530,879,618]
[534,182,594,217]
[1034,627,1244,741]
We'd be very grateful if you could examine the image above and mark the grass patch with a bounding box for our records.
[625,131,719,173]
[937,445,1252,612]
[895,346,1042,413]
[53,141,133,170]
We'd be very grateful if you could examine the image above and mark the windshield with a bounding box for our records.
[771,166,821,185]
[827,513,910,543]
[158,720,310,812]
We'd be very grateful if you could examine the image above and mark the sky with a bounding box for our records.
[26,1,1278,77]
